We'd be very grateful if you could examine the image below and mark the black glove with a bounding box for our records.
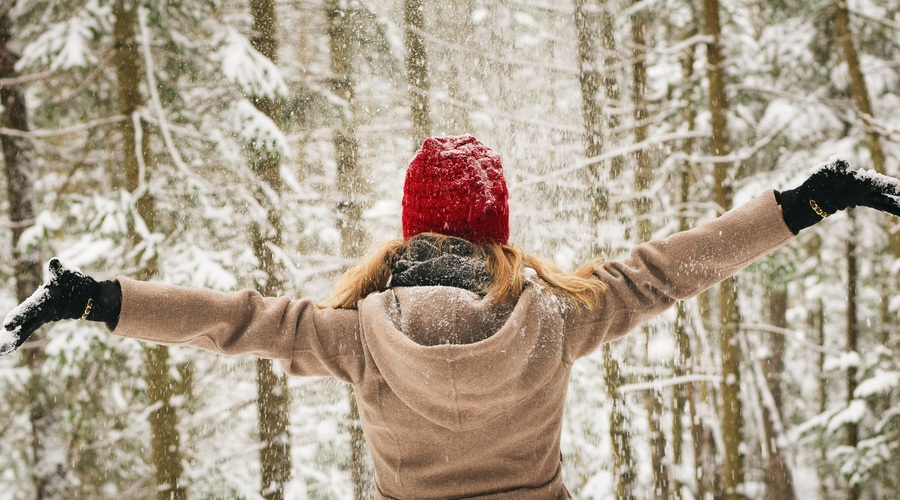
[778,158,900,234]
[1,259,121,357]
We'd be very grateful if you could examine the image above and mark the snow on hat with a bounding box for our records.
[402,135,510,244]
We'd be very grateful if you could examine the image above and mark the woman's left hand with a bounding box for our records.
[779,158,900,233]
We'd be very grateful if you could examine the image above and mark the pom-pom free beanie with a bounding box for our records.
[402,135,510,244]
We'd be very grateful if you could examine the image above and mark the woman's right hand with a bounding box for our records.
[1,259,120,357]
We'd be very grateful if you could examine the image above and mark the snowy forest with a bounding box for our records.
[1,0,899,498]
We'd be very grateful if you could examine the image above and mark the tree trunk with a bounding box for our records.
[814,295,828,500]
[574,0,625,223]
[346,391,371,498]
[672,302,689,499]
[701,0,745,497]
[630,6,669,498]
[832,1,900,257]
[248,1,293,498]
[845,216,860,500]
[327,0,366,260]
[763,288,796,500]
[441,0,474,134]
[672,26,717,500]
[574,3,636,497]
[832,1,884,174]
[832,14,898,476]
[597,3,624,180]
[574,0,609,223]
[254,359,292,500]
[325,1,373,497]
[718,275,744,499]
[1,10,70,499]
[603,344,637,499]
[404,0,432,141]
[573,0,605,162]
[145,345,186,500]
[114,2,186,498]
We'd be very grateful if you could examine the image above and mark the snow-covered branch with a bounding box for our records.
[0,115,126,139]
[0,70,55,88]
[740,322,844,356]
[849,7,900,32]
[618,373,722,394]
[137,7,202,185]
[516,130,709,188]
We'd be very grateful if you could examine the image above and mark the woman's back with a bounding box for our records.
[355,284,571,498]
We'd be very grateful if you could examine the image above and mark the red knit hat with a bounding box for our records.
[402,135,510,244]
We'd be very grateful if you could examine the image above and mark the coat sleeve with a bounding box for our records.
[110,278,366,383]
[564,190,795,361]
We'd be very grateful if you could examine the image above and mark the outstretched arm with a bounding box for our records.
[3,262,366,383]
[112,277,365,382]
[565,158,900,360]
[564,190,794,359]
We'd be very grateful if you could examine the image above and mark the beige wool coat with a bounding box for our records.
[111,191,795,499]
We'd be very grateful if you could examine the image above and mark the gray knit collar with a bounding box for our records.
[389,235,490,294]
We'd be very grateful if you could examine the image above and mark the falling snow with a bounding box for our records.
[1,0,899,499]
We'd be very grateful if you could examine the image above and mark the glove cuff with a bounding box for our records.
[777,188,828,234]
[85,280,122,328]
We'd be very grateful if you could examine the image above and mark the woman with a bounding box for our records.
[4,135,900,498]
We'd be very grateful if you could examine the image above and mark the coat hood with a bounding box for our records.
[359,284,568,432]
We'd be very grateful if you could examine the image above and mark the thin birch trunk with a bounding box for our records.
[114,2,186,498]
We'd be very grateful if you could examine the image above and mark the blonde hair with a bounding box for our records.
[319,233,606,310]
